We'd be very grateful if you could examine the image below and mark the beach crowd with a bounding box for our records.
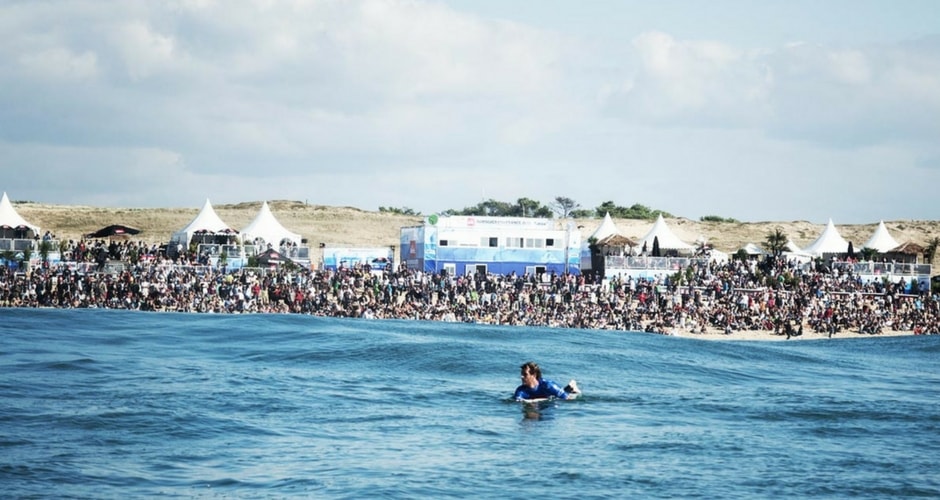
[2,238,939,338]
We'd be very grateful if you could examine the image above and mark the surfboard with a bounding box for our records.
[519,397,550,403]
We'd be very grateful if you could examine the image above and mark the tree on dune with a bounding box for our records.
[517,198,551,218]
[765,227,788,257]
[444,198,553,217]
[551,196,580,218]
[593,201,673,220]
[925,237,940,264]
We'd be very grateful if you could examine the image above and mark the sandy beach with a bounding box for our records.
[666,324,916,341]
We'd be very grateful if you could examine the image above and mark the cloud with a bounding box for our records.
[603,32,940,149]
[0,1,937,222]
[601,31,773,128]
[0,0,586,178]
[765,38,940,147]
[16,47,99,81]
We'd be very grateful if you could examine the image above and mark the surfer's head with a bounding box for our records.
[520,361,541,380]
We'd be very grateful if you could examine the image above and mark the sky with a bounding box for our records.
[1,0,938,223]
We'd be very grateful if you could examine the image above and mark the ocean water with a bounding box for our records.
[1,309,938,499]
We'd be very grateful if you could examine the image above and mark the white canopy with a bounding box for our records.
[785,239,804,253]
[589,212,621,241]
[741,243,767,255]
[240,201,302,247]
[862,221,900,253]
[803,219,851,257]
[637,214,694,252]
[0,192,40,238]
[780,239,813,262]
[170,199,236,245]
[708,248,730,263]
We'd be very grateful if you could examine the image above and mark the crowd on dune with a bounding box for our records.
[1,237,939,338]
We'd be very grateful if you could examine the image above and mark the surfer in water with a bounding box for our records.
[513,361,580,401]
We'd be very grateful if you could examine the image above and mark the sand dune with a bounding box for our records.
[16,200,940,263]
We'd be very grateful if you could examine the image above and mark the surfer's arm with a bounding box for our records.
[562,380,581,399]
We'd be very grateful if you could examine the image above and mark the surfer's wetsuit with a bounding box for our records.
[513,379,572,401]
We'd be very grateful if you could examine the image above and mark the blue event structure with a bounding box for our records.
[400,215,581,276]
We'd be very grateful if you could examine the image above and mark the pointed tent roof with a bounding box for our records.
[779,239,813,261]
[862,221,900,253]
[170,199,236,244]
[590,212,621,241]
[240,201,302,247]
[803,219,850,257]
[0,192,40,237]
[785,239,804,253]
[637,215,693,251]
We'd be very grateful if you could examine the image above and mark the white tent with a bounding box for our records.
[803,219,851,257]
[240,201,302,247]
[862,221,900,253]
[0,192,40,238]
[636,214,694,253]
[170,199,237,246]
[709,248,730,263]
[785,239,804,253]
[589,212,621,241]
[740,243,767,255]
[581,212,633,270]
[780,239,813,262]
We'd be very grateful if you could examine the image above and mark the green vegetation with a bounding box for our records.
[39,240,51,263]
[435,196,677,220]
[550,196,580,218]
[764,227,788,257]
[700,215,739,223]
[570,208,594,218]
[379,206,421,216]
[594,201,673,220]
[22,246,32,270]
[441,198,553,218]
[925,237,940,263]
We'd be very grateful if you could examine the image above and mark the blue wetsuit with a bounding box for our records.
[514,378,571,401]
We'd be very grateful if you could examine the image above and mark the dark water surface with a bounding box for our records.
[1,308,938,498]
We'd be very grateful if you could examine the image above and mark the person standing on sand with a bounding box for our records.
[513,361,580,401]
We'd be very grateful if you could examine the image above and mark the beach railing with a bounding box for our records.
[605,256,710,271]
[830,260,931,277]
[0,238,39,252]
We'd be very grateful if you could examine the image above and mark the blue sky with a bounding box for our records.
[1,0,938,222]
